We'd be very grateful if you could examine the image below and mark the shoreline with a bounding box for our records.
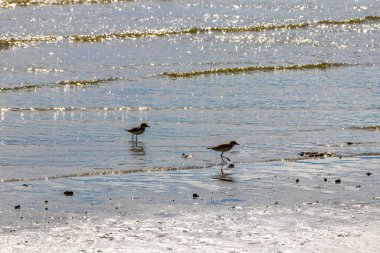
[1,150,380,183]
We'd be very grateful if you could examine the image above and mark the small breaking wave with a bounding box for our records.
[0,77,118,92]
[0,106,151,112]
[67,28,199,42]
[57,78,118,86]
[162,62,350,78]
[0,23,308,45]
[317,15,380,25]
[0,35,63,48]
[0,0,130,8]
[68,23,308,42]
[0,16,378,47]
[348,126,380,131]
[0,165,207,183]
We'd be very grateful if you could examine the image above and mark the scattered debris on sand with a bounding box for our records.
[298,152,341,159]
[64,191,74,196]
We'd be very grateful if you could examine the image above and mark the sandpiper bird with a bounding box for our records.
[207,141,239,162]
[125,123,150,142]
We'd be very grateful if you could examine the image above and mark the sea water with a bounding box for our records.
[0,0,379,219]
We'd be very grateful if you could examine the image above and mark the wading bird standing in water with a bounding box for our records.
[207,141,239,163]
[125,123,150,142]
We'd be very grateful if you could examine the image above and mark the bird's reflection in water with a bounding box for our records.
[211,163,234,182]
[130,141,146,156]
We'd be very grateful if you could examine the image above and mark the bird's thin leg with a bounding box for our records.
[220,152,225,163]
[220,152,230,162]
[220,163,225,175]
[131,134,134,142]
[133,134,137,147]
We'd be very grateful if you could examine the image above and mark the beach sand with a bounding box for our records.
[1,157,380,252]
[1,202,380,252]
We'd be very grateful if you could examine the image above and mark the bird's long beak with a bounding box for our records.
[147,125,150,128]
[236,143,240,145]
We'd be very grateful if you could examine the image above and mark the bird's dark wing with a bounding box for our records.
[126,127,139,133]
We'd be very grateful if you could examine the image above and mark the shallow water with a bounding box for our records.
[1,156,379,228]
[1,1,380,185]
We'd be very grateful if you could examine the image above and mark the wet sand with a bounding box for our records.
[1,156,380,252]
[2,203,380,253]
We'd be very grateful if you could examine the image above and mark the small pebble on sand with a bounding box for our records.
[64,191,74,196]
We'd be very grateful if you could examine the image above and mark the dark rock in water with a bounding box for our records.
[298,152,337,158]
[298,151,336,158]
[15,205,20,210]
[228,163,235,168]
[351,126,380,131]
[193,193,199,199]
[324,178,328,182]
[45,200,48,204]
[63,191,74,196]
[295,178,299,183]
[22,184,29,187]
[335,179,341,184]
[356,185,361,188]
[275,201,278,205]
[366,172,372,176]
[45,207,48,210]
[346,142,362,146]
